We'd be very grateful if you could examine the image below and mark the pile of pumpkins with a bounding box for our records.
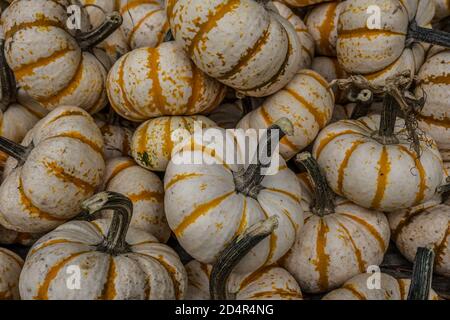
[0,0,448,300]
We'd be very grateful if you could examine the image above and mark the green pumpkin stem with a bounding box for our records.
[373,94,399,144]
[210,216,278,300]
[409,20,450,49]
[77,11,123,50]
[407,247,435,300]
[234,118,293,198]
[81,191,132,255]
[295,152,335,216]
[0,136,31,164]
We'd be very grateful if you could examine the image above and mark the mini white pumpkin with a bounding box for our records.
[107,42,226,122]
[95,117,133,159]
[0,106,105,233]
[19,192,188,300]
[282,153,390,293]
[164,119,303,274]
[101,157,170,243]
[132,115,216,172]
[167,0,303,97]
[0,225,40,246]
[0,247,23,300]
[238,69,334,160]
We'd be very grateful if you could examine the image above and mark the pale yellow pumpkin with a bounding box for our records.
[0,247,23,300]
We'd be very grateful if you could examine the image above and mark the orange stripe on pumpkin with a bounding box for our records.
[337,140,365,194]
[397,145,427,205]
[371,147,390,209]
[165,173,203,190]
[314,219,330,291]
[341,213,386,252]
[43,161,96,195]
[98,257,117,300]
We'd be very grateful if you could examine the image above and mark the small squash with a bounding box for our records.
[95,117,133,160]
[0,225,40,246]
[238,69,334,160]
[389,194,450,277]
[282,152,390,293]
[0,247,23,300]
[131,115,216,172]
[0,106,105,233]
[166,0,303,97]
[106,42,226,122]
[101,157,170,243]
[164,118,303,274]
[19,191,187,300]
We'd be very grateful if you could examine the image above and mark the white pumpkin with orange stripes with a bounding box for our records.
[2,0,119,113]
[282,154,389,293]
[186,261,302,300]
[416,48,450,160]
[312,114,444,212]
[0,247,23,300]
[311,56,348,103]
[0,106,105,233]
[19,192,187,300]
[388,195,450,277]
[306,1,344,56]
[434,0,450,19]
[336,0,437,84]
[322,272,440,300]
[95,118,133,160]
[166,0,303,97]
[164,119,303,274]
[106,42,226,122]
[238,70,334,160]
[272,1,315,69]
[131,115,216,172]
[119,0,169,49]
[100,157,170,243]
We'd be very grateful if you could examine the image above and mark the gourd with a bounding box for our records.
[95,117,133,159]
[282,153,390,293]
[0,106,105,233]
[311,56,347,103]
[238,69,334,160]
[280,0,333,7]
[272,1,314,69]
[389,194,450,277]
[415,48,450,160]
[166,0,303,97]
[0,225,40,246]
[434,0,450,20]
[323,247,440,300]
[305,2,344,56]
[19,191,188,300]
[0,247,23,300]
[164,118,304,274]
[312,89,444,212]
[132,115,216,172]
[336,0,447,85]
[100,157,170,243]
[119,0,169,50]
[106,42,226,122]
[2,0,123,113]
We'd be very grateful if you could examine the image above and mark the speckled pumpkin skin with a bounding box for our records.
[336,0,434,85]
[19,218,187,300]
[389,197,450,277]
[322,272,440,300]
[3,0,108,113]
[306,1,344,57]
[282,173,389,293]
[416,49,450,160]
[132,115,216,172]
[0,224,41,246]
[107,42,226,122]
[166,0,303,97]
[95,118,133,160]
[164,129,304,274]
[119,0,169,50]
[0,247,23,300]
[100,157,170,243]
[272,1,314,69]
[185,260,302,300]
[0,106,105,233]
[312,115,444,212]
[238,70,334,160]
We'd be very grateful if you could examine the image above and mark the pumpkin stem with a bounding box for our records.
[0,39,17,109]
[81,191,132,255]
[209,216,279,300]
[234,118,293,198]
[408,20,450,48]
[373,94,399,144]
[407,247,435,300]
[0,136,32,164]
[76,11,123,50]
[295,152,335,216]
[348,89,373,119]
